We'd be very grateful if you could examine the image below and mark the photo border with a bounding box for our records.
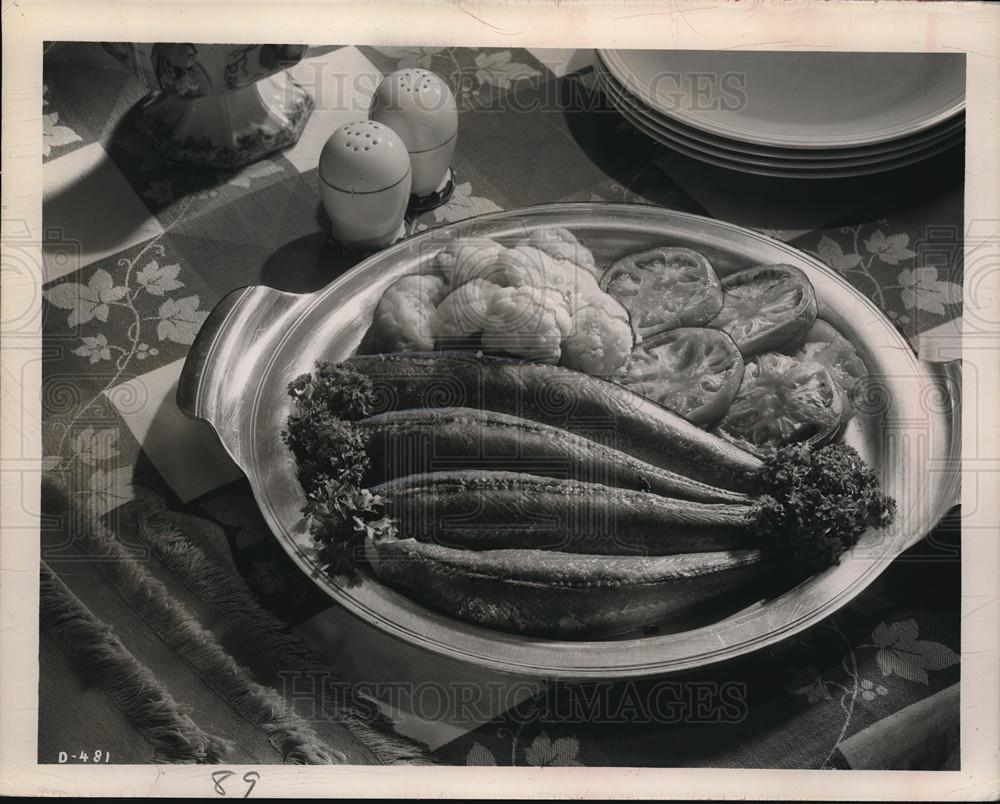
[2,0,998,798]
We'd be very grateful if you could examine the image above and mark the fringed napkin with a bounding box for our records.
[38,474,432,765]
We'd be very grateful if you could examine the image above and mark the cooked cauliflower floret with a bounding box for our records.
[475,244,601,304]
[372,231,636,375]
[574,287,631,323]
[560,295,635,377]
[455,245,553,289]
[370,273,448,353]
[480,285,572,363]
[438,239,508,287]
[433,278,503,344]
[538,255,601,305]
[518,226,599,277]
[434,238,506,286]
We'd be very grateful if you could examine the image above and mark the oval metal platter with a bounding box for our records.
[178,204,960,680]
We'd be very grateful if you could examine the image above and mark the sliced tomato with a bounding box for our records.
[797,334,868,395]
[792,318,868,424]
[714,352,845,457]
[620,327,744,426]
[600,247,723,339]
[709,264,818,357]
[801,319,843,345]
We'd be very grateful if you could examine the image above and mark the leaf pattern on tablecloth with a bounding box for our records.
[473,50,542,89]
[73,427,119,466]
[46,268,127,327]
[587,164,684,210]
[46,428,134,519]
[443,594,958,770]
[44,112,83,158]
[372,46,446,70]
[806,223,962,347]
[780,612,960,769]
[897,266,962,316]
[136,260,184,296]
[45,246,205,367]
[465,742,498,766]
[524,732,582,767]
[432,181,503,223]
[42,84,82,158]
[155,295,209,345]
[72,333,112,365]
[866,619,959,684]
[462,724,584,767]
[784,624,865,769]
[787,666,833,703]
[859,678,889,702]
[43,243,198,523]
[365,47,543,110]
[865,230,917,265]
[816,235,862,272]
[87,465,135,518]
[135,342,160,360]
[43,182,206,519]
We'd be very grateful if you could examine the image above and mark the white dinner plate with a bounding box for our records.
[596,62,965,178]
[610,97,964,179]
[593,52,966,163]
[599,49,966,150]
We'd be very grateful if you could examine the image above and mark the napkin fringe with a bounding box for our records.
[40,561,233,764]
[131,495,435,766]
[41,475,359,765]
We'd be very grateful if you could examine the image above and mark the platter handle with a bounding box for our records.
[177,285,255,423]
[926,357,962,512]
[177,285,305,455]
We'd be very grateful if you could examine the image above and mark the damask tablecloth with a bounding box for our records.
[36,42,963,767]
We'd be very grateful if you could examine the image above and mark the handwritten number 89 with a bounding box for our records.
[212,770,260,798]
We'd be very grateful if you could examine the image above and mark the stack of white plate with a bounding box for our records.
[595,50,965,179]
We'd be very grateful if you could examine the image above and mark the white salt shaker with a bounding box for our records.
[369,68,457,209]
[318,120,412,251]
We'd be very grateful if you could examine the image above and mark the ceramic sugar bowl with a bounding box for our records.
[103,43,314,169]
[369,68,458,209]
[318,120,413,251]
